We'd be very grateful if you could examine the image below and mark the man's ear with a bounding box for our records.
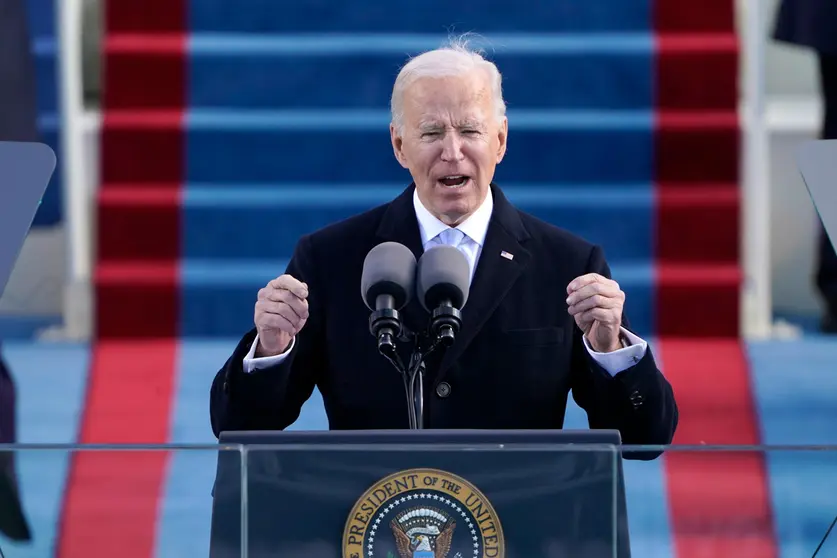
[390,123,409,169]
[496,117,508,163]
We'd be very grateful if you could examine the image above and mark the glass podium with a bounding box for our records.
[211,430,624,558]
[3,443,837,557]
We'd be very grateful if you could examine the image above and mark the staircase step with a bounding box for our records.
[97,184,654,263]
[34,38,58,114]
[97,188,181,264]
[95,261,179,338]
[656,185,739,263]
[107,0,736,36]
[103,33,737,111]
[96,182,740,265]
[100,108,738,185]
[26,0,56,35]
[94,259,741,338]
[655,0,735,33]
[187,1,652,34]
[185,185,658,262]
[656,263,740,337]
[94,259,655,338]
[181,259,656,337]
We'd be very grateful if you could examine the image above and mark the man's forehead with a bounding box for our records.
[404,77,492,123]
[407,72,490,99]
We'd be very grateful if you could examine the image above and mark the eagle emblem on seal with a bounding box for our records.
[390,506,456,558]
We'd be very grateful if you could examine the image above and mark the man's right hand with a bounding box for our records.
[254,274,309,357]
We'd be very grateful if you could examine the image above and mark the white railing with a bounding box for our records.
[739,0,773,338]
[54,0,92,340]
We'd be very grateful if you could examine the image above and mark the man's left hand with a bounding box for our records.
[566,273,625,353]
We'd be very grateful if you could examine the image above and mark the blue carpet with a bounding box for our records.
[1,341,90,557]
[748,338,837,557]
[2,337,837,556]
[188,2,652,33]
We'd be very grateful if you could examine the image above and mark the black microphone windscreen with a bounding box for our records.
[360,242,417,310]
[416,245,470,312]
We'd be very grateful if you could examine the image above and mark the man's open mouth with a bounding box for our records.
[438,175,470,188]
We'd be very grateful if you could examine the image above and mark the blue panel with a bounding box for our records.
[189,0,651,33]
[185,109,653,184]
[187,37,653,109]
[179,259,653,338]
[0,341,90,558]
[747,338,837,556]
[180,185,654,262]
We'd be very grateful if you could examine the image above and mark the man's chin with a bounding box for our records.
[435,205,472,226]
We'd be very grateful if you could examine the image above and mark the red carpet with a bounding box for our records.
[654,0,740,338]
[96,0,186,339]
[654,2,776,556]
[56,1,186,556]
[56,340,178,558]
[659,340,777,557]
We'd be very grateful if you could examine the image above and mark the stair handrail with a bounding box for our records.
[740,0,772,338]
[56,0,92,339]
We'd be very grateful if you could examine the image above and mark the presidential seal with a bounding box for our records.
[343,468,504,558]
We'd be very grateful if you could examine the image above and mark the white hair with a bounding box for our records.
[390,35,507,134]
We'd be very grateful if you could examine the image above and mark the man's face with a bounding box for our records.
[390,70,508,226]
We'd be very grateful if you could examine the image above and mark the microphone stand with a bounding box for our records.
[370,302,461,429]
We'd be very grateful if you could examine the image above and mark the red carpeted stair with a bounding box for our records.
[55,3,185,557]
[655,4,776,556]
[654,0,742,337]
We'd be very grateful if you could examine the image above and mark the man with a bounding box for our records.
[0,354,16,447]
[209,41,678,454]
[0,0,38,446]
[774,0,837,332]
[0,0,38,542]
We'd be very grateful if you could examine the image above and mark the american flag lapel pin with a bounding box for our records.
[500,250,514,261]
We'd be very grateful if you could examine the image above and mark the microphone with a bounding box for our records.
[416,245,470,347]
[360,242,416,358]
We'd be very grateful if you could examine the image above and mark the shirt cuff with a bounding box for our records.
[583,327,648,376]
[242,334,295,373]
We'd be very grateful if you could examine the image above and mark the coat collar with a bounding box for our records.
[375,183,532,376]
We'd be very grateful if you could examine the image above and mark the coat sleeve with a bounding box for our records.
[569,245,679,460]
[209,234,328,437]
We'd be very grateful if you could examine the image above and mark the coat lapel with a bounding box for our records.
[437,185,531,377]
[374,184,430,338]
[373,184,532,374]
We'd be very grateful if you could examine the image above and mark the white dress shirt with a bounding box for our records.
[243,188,648,375]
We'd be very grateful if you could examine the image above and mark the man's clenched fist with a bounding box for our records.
[254,274,309,357]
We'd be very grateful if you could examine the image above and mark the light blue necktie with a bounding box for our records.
[436,228,465,249]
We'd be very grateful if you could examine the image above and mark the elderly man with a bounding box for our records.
[209,41,678,454]
[774,0,837,332]
[0,0,37,542]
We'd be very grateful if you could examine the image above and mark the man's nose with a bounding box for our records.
[440,133,465,162]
